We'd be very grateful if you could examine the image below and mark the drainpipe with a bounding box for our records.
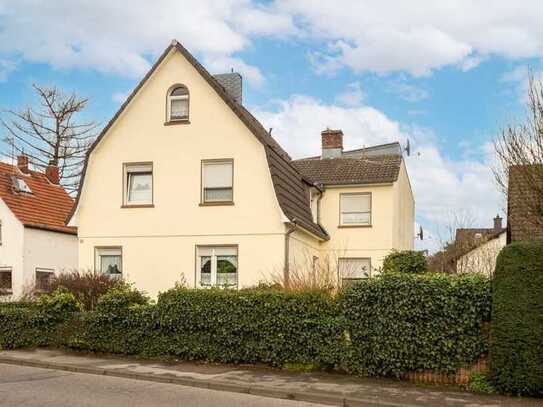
[284,219,297,289]
[315,184,324,224]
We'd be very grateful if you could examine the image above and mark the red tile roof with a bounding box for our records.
[0,162,77,235]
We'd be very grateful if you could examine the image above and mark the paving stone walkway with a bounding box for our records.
[0,349,540,407]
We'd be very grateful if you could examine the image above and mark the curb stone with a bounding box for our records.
[0,356,409,407]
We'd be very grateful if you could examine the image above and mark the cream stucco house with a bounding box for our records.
[67,40,415,297]
[0,157,78,300]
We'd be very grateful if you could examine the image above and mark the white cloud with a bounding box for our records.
[0,59,16,81]
[0,0,295,86]
[112,91,129,104]
[253,95,501,252]
[387,79,429,102]
[275,0,543,76]
[335,82,364,106]
[501,65,543,103]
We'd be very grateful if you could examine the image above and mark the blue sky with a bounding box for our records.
[1,0,542,251]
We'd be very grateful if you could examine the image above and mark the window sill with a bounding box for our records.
[338,224,372,229]
[164,119,190,126]
[121,204,155,209]
[199,201,235,207]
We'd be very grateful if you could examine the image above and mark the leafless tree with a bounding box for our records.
[494,73,543,228]
[1,84,98,193]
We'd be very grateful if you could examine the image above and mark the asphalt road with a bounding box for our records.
[0,364,325,407]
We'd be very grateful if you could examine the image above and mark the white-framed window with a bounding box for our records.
[197,246,238,288]
[167,85,189,121]
[339,258,371,286]
[35,268,55,292]
[95,247,122,278]
[12,176,32,193]
[340,193,371,226]
[201,160,233,204]
[0,267,12,295]
[124,163,153,205]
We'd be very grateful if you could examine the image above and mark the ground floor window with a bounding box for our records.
[0,267,12,295]
[197,246,238,288]
[95,247,122,278]
[338,258,371,286]
[35,268,55,292]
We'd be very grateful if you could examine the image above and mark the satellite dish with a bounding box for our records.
[404,139,411,156]
[417,226,424,241]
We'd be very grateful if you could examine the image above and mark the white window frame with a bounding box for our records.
[123,163,153,206]
[0,266,13,295]
[338,258,371,286]
[196,246,238,288]
[201,159,234,204]
[167,85,189,122]
[95,247,123,278]
[339,193,372,226]
[35,267,55,292]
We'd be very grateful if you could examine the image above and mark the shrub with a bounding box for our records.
[0,290,79,350]
[67,288,343,367]
[50,270,127,310]
[339,273,491,377]
[382,250,428,274]
[489,241,543,396]
[95,286,149,314]
[469,372,495,394]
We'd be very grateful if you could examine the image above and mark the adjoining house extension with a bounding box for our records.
[67,40,415,297]
[0,157,78,300]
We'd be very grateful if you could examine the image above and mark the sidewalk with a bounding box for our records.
[0,349,539,407]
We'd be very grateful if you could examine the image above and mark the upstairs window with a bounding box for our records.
[0,267,12,296]
[340,193,371,226]
[201,160,233,204]
[12,176,32,193]
[95,247,122,278]
[124,163,153,206]
[167,85,189,121]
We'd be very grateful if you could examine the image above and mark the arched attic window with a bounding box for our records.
[167,85,189,122]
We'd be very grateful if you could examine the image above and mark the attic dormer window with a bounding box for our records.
[167,85,189,122]
[12,176,32,193]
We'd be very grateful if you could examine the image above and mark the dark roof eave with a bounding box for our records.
[24,223,78,235]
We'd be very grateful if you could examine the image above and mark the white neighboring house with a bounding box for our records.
[455,215,507,276]
[0,156,78,300]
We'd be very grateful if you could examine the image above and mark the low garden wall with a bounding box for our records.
[1,272,491,383]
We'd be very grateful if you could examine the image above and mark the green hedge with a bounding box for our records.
[490,241,543,396]
[339,273,491,377]
[382,250,428,274]
[0,290,80,350]
[67,288,343,367]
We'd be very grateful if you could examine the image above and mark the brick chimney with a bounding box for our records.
[493,214,503,232]
[17,155,29,174]
[321,129,343,159]
[45,160,60,184]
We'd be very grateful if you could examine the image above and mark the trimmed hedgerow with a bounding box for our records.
[66,288,343,367]
[490,241,543,396]
[339,273,491,377]
[382,250,428,274]
[0,290,80,350]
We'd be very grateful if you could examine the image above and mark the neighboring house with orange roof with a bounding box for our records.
[0,156,78,300]
[68,40,414,297]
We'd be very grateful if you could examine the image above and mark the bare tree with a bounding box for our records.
[1,84,98,193]
[494,73,543,228]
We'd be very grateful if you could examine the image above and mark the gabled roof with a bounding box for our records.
[0,162,76,235]
[292,154,402,186]
[68,40,328,240]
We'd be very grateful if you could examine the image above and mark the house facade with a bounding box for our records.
[68,40,414,297]
[0,158,78,300]
[454,215,507,276]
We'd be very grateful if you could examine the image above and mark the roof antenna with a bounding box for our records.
[404,139,411,156]
[416,225,424,241]
[269,128,273,135]
[231,68,234,73]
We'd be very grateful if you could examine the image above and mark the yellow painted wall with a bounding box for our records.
[392,160,415,250]
[75,48,288,297]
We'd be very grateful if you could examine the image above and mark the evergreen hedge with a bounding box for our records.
[490,241,543,396]
[382,250,428,274]
[339,273,491,377]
